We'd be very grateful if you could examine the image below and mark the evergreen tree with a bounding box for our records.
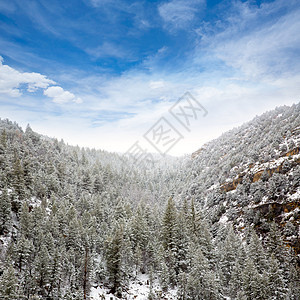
[105,225,124,296]
[19,202,33,238]
[265,222,286,262]
[268,255,286,300]
[242,258,265,300]
[12,153,26,201]
[0,264,19,300]
[186,247,218,300]
[218,226,243,289]
[48,247,63,299]
[248,231,267,273]
[0,188,11,234]
[34,244,50,296]
[162,197,178,285]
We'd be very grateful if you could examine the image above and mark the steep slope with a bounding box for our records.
[177,103,300,261]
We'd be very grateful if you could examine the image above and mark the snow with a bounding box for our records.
[0,188,12,195]
[207,183,219,191]
[0,236,10,248]
[127,273,150,300]
[29,196,42,208]
[288,188,300,201]
[280,207,299,221]
[260,196,269,204]
[90,274,178,300]
[219,215,228,224]
[90,286,115,300]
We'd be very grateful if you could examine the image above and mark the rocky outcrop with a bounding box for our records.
[286,147,300,157]
[220,148,300,192]
[252,200,300,258]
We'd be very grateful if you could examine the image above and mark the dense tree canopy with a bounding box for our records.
[0,103,299,299]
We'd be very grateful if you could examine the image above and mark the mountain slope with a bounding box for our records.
[0,104,299,300]
[178,103,300,261]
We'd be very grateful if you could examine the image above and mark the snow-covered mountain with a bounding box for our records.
[178,103,300,261]
[0,103,299,300]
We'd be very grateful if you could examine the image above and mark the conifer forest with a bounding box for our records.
[0,103,299,299]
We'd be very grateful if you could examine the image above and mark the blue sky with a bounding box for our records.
[0,0,299,155]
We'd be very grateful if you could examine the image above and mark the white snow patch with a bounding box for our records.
[260,196,269,204]
[207,184,219,191]
[90,274,178,300]
[219,215,228,224]
[288,188,300,201]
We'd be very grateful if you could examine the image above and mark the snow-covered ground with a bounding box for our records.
[90,274,177,300]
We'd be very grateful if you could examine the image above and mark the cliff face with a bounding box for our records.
[220,147,300,192]
[253,200,300,256]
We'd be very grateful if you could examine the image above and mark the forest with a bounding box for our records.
[0,103,299,299]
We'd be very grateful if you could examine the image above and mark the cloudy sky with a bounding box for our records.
[0,0,299,156]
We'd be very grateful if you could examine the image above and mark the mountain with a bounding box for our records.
[180,103,300,260]
[0,103,299,300]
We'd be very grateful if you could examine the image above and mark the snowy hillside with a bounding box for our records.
[178,103,300,261]
[0,103,299,300]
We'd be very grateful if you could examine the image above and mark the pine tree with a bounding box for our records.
[0,130,8,189]
[188,199,214,263]
[186,247,218,300]
[177,271,188,300]
[0,188,11,235]
[228,259,244,299]
[67,216,81,251]
[265,222,285,262]
[267,254,286,299]
[14,235,33,274]
[47,247,63,299]
[248,231,267,273]
[0,264,19,300]
[242,258,265,300]
[218,226,243,288]
[176,209,189,273]
[12,153,26,201]
[93,175,103,193]
[148,266,155,300]
[130,202,149,273]
[82,247,91,300]
[162,198,177,251]
[286,263,300,300]
[159,261,170,292]
[23,157,33,193]
[19,202,33,238]
[0,129,7,153]
[34,244,50,296]
[162,197,178,285]
[105,225,124,296]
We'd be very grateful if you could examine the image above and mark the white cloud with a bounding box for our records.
[87,0,115,8]
[158,0,205,30]
[0,56,55,97]
[149,80,166,89]
[44,86,82,104]
[1,0,299,156]
[86,42,131,59]
[216,12,300,79]
[196,0,300,80]
[0,57,82,105]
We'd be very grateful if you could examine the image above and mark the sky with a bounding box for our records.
[0,0,299,156]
